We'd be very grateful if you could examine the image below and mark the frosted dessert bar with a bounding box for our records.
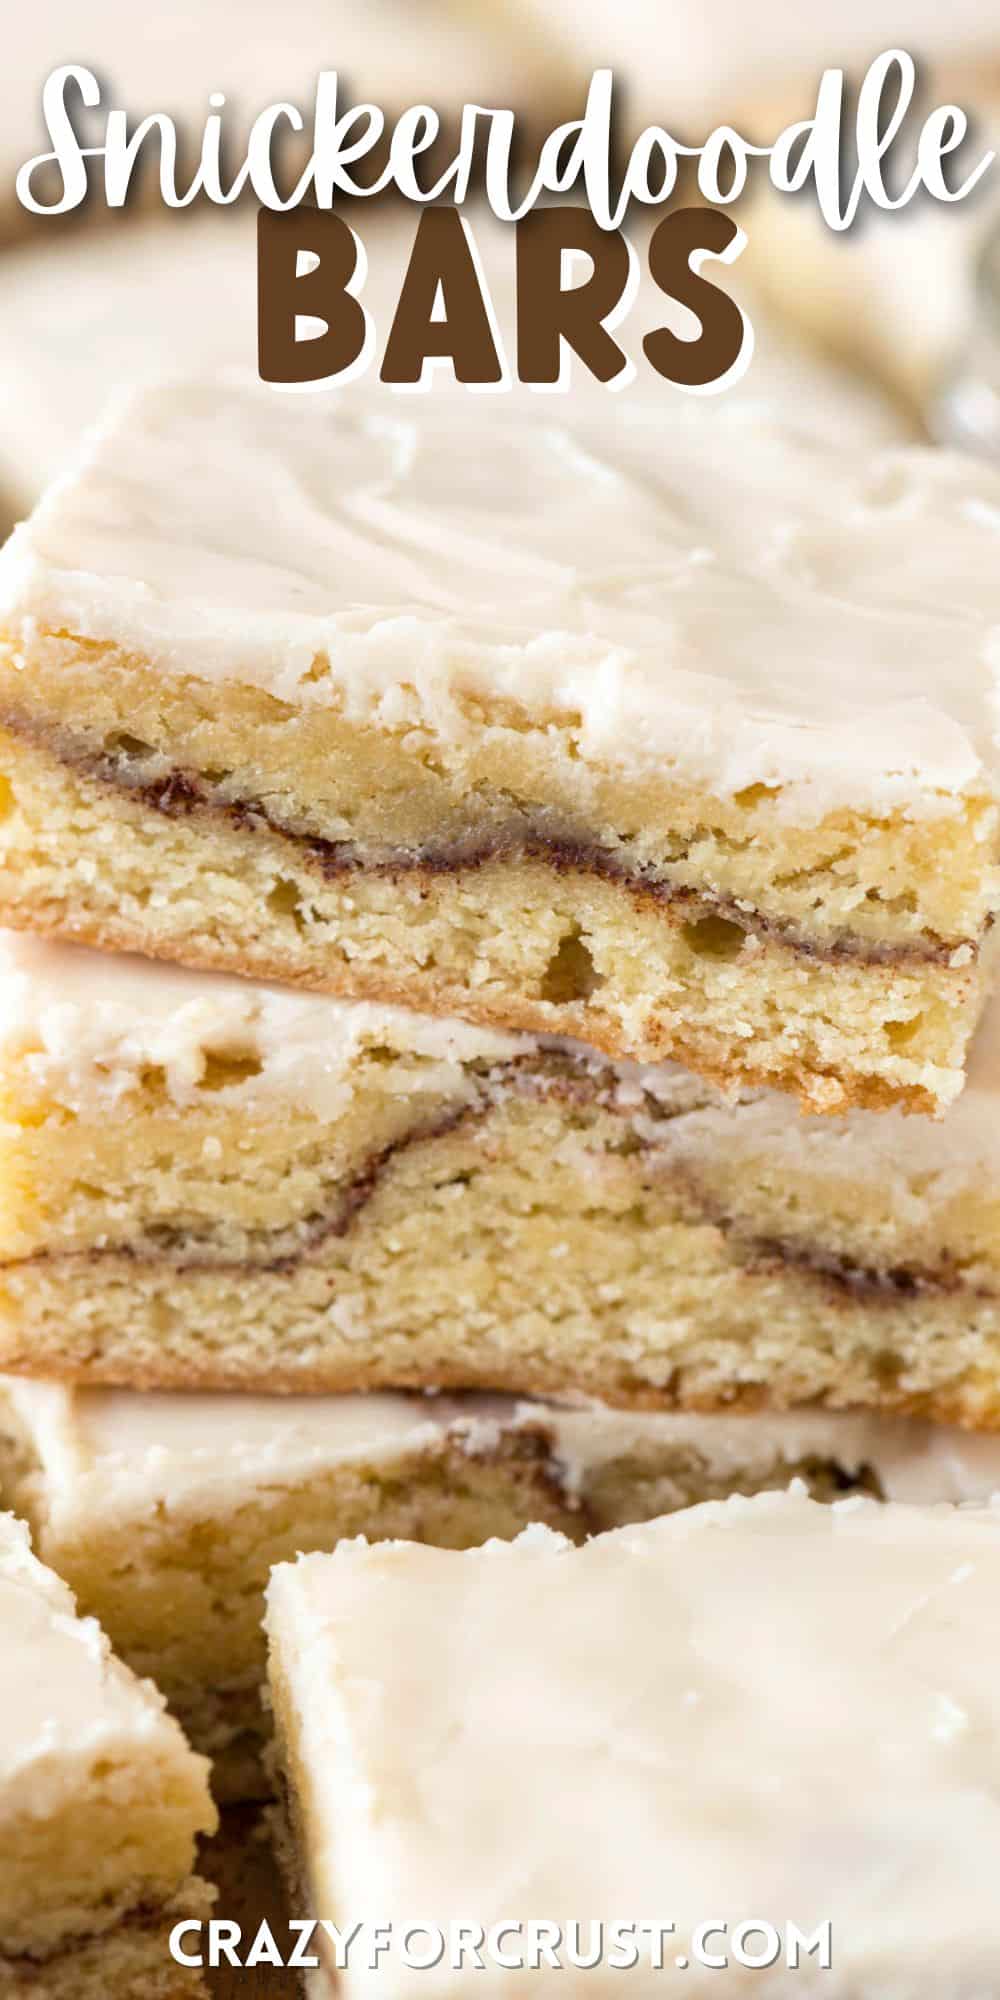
[4,1375,995,1801]
[0,1511,215,1998]
[265,1491,1000,1999]
[0,1382,581,1802]
[6,931,1000,1421]
[1,382,998,1114]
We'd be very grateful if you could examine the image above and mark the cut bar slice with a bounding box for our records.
[265,1491,1000,1999]
[5,932,1000,1421]
[5,1376,997,1801]
[1,380,998,1113]
[0,1381,581,1803]
[0,1511,215,1996]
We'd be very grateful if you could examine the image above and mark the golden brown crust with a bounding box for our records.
[0,696,986,970]
[0,1342,996,1429]
[0,902,939,1118]
[2,697,983,1116]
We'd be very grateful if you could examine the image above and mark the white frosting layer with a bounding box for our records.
[0,216,258,510]
[0,930,529,1116]
[1,373,989,815]
[0,1381,518,1524]
[4,928,1000,1191]
[537,1402,1000,1505]
[4,1378,1000,1529]
[0,209,907,516]
[267,1491,1000,1999]
[0,1511,204,1811]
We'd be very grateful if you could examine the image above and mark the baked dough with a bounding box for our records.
[6,1376,998,1800]
[0,378,996,1113]
[0,1511,214,1995]
[5,933,1000,1421]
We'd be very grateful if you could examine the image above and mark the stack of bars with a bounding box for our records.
[3,370,1000,1991]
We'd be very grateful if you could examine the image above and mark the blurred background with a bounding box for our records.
[1,0,1000,535]
[1,0,1000,528]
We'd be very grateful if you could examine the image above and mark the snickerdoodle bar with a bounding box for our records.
[0,1511,215,1998]
[4,1374,995,1801]
[5,932,1000,1423]
[0,378,997,1112]
[264,1492,1000,1997]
